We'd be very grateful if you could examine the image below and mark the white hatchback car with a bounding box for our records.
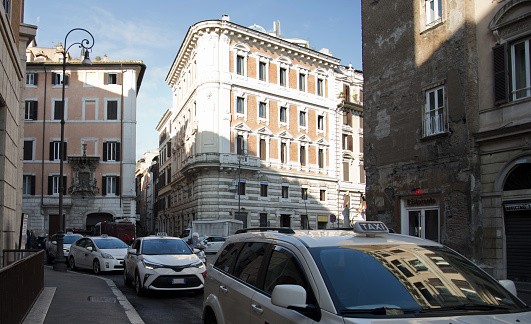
[68,235,128,274]
[203,222,531,324]
[123,235,206,296]
[200,236,226,254]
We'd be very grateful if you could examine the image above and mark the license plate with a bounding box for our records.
[172,278,186,284]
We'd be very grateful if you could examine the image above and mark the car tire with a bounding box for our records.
[69,256,77,270]
[93,259,101,274]
[135,272,145,296]
[123,268,132,286]
[203,309,217,324]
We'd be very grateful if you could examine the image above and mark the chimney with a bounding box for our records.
[273,20,281,37]
[222,14,230,21]
[103,54,108,61]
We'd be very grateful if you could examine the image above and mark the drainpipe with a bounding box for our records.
[41,64,47,208]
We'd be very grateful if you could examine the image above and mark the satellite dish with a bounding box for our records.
[249,24,266,33]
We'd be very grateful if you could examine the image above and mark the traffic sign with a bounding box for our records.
[330,214,336,223]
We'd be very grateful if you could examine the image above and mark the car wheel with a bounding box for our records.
[123,267,132,286]
[69,256,77,270]
[135,272,145,296]
[203,308,217,324]
[93,259,101,274]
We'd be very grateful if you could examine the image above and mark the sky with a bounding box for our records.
[24,0,362,160]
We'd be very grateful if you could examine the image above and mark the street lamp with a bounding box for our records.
[237,149,248,222]
[53,28,94,272]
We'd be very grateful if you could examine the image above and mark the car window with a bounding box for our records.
[132,239,141,251]
[141,239,191,255]
[92,238,128,249]
[263,246,308,295]
[63,236,82,244]
[232,242,269,287]
[75,238,87,247]
[214,242,244,273]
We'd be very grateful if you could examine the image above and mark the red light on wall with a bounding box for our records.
[412,189,424,195]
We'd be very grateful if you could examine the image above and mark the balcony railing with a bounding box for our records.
[424,113,446,137]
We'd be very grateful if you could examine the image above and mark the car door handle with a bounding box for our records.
[220,285,228,294]
[251,304,263,315]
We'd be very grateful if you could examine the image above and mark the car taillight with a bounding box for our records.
[203,270,207,280]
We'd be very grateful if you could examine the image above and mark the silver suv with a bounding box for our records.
[202,222,531,323]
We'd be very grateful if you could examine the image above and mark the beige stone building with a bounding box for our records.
[362,0,531,280]
[155,17,364,236]
[23,45,145,236]
[0,0,36,263]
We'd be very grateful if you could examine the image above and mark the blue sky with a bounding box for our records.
[24,0,362,160]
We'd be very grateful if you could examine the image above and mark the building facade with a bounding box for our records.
[155,17,364,236]
[135,149,158,236]
[362,0,531,280]
[1,0,36,263]
[23,46,145,236]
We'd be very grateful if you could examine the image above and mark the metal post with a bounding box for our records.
[54,28,94,272]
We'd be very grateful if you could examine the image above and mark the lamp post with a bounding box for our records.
[53,28,94,272]
[237,149,248,221]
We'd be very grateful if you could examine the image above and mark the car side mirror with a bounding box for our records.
[499,279,517,297]
[271,284,307,308]
[87,246,93,252]
[51,241,57,245]
[192,248,202,254]
[128,248,137,255]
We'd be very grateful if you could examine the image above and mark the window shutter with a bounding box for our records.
[103,143,108,161]
[116,142,121,161]
[51,73,57,85]
[117,73,123,85]
[493,43,509,105]
[49,142,54,161]
[104,73,109,85]
[63,176,67,195]
[31,176,36,195]
[166,142,171,157]
[48,176,53,195]
[34,73,38,85]
[33,101,38,120]
[116,176,121,195]
[64,74,69,86]
[102,176,107,195]
[63,142,67,160]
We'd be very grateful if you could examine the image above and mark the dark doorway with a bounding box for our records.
[280,214,291,227]
[505,206,531,281]
[235,212,248,228]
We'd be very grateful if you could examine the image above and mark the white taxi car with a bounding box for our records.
[68,235,128,274]
[46,232,82,263]
[202,222,531,323]
[123,235,206,296]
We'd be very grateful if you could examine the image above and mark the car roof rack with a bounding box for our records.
[235,227,295,234]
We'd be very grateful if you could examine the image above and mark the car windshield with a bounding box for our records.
[310,245,526,317]
[141,239,192,255]
[92,238,128,249]
[63,236,82,244]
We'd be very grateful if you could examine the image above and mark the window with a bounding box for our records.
[301,188,308,200]
[360,164,366,184]
[424,86,445,136]
[233,242,268,287]
[343,111,352,126]
[236,55,244,75]
[299,73,306,91]
[299,111,306,127]
[26,73,37,86]
[23,175,35,195]
[105,73,120,85]
[259,62,267,81]
[236,135,245,155]
[280,106,287,123]
[259,139,266,160]
[3,0,10,17]
[317,115,324,131]
[264,246,309,295]
[320,190,326,201]
[318,148,324,169]
[260,183,268,197]
[25,100,38,120]
[53,101,64,120]
[300,145,306,166]
[259,102,267,119]
[317,78,324,96]
[51,72,68,86]
[107,100,118,120]
[426,0,442,27]
[280,67,287,86]
[282,185,289,198]
[50,141,66,161]
[511,38,531,100]
[48,175,66,195]
[259,213,268,227]
[102,176,120,196]
[301,215,309,229]
[103,141,121,161]
[342,134,353,151]
[236,97,244,114]
[343,161,350,181]
[24,140,34,161]
[280,142,287,164]
[406,209,440,242]
[238,180,246,196]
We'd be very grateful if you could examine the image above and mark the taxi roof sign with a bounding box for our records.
[353,221,389,236]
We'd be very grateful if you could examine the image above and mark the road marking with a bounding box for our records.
[22,287,56,324]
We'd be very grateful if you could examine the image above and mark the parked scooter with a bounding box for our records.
[33,234,46,250]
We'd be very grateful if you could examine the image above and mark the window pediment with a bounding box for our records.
[233,122,251,132]
[490,0,531,43]
[278,130,294,139]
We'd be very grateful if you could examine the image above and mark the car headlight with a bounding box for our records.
[100,252,114,259]
[189,260,205,269]
[142,260,165,270]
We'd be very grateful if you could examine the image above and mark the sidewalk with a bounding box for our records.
[23,265,144,324]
